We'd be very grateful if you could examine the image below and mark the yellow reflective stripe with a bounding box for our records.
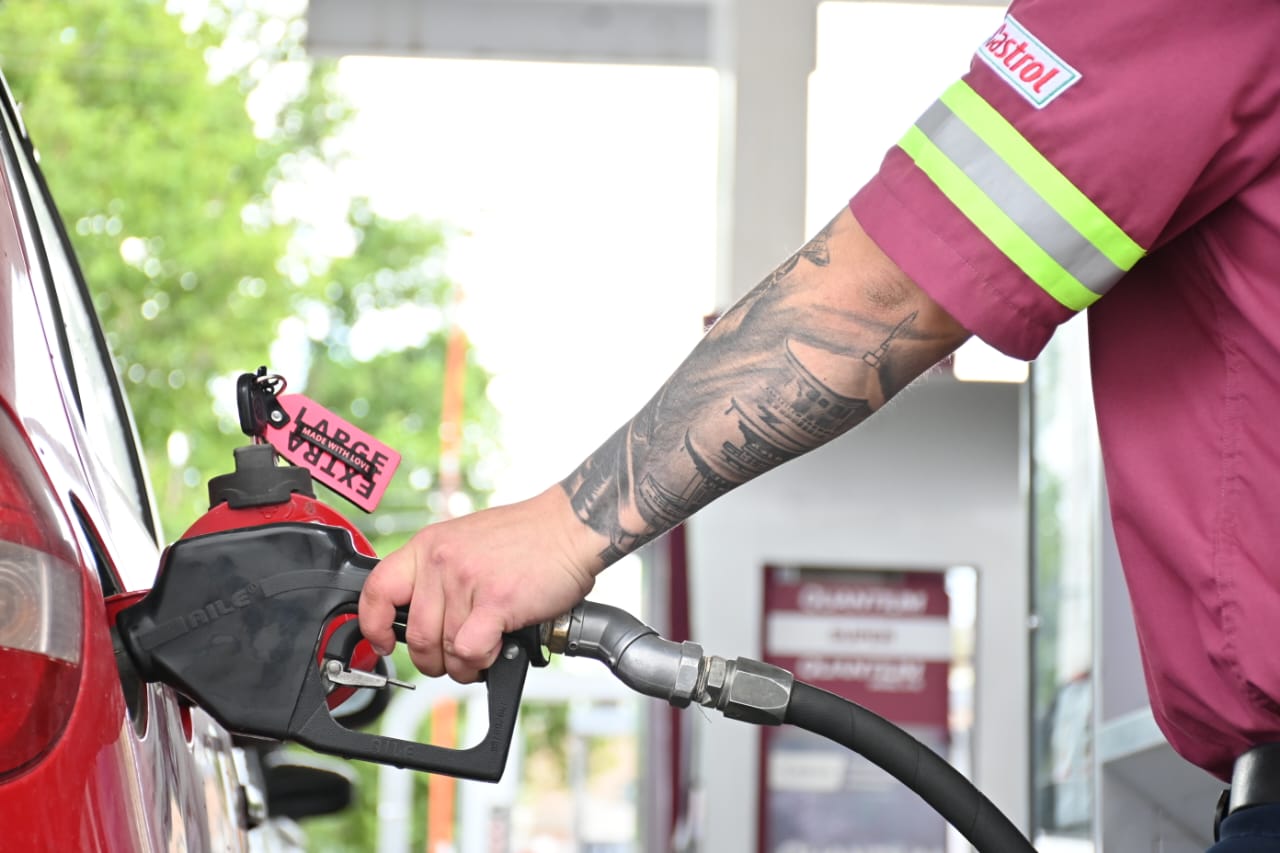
[939,81,1145,270]
[898,125,1099,311]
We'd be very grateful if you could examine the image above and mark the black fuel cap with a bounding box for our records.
[207,444,314,509]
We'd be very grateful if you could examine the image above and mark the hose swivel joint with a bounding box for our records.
[542,601,793,723]
[696,655,793,726]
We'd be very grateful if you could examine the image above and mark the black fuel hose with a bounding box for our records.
[785,680,1037,853]
[547,602,1037,852]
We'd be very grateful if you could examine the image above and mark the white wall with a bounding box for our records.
[686,374,1029,849]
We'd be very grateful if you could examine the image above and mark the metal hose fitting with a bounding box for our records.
[541,601,792,722]
[696,655,793,725]
[542,601,703,707]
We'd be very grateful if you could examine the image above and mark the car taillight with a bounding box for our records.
[0,407,83,776]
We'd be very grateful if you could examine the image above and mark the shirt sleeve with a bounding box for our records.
[849,0,1280,360]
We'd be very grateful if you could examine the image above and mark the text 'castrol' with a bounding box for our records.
[977,15,1081,108]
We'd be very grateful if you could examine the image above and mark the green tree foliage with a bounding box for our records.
[1,5,511,849]
[295,202,500,551]
[0,0,497,540]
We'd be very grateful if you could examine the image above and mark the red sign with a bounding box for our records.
[764,567,950,727]
[759,566,952,853]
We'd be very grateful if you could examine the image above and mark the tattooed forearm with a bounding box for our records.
[762,215,834,288]
[560,209,967,566]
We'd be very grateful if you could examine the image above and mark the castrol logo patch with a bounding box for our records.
[978,15,1080,108]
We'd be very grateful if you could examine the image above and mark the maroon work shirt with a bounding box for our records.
[851,0,1280,779]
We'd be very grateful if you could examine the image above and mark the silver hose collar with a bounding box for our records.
[697,656,793,726]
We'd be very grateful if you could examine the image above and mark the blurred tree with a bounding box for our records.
[0,3,507,850]
[0,0,497,541]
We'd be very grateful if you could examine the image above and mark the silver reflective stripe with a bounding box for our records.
[915,99,1125,298]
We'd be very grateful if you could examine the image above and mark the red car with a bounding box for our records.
[0,71,351,851]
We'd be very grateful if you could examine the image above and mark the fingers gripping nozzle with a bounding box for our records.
[114,523,543,781]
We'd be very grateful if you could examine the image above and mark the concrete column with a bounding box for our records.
[711,0,819,308]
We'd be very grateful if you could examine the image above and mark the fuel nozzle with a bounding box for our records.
[540,601,793,726]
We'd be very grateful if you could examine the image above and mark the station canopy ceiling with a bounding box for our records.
[306,0,1000,65]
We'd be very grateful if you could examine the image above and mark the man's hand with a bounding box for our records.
[358,485,601,683]
[359,207,968,685]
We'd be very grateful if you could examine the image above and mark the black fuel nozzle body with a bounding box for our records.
[114,522,545,781]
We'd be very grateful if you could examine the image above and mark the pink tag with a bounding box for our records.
[264,394,401,513]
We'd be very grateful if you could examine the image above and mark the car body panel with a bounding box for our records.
[0,74,253,851]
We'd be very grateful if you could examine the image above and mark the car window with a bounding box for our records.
[0,88,158,541]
